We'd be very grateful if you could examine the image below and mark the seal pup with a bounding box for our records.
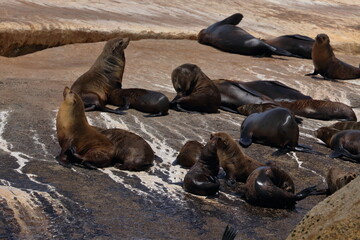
[71,37,130,114]
[326,167,357,194]
[242,166,317,209]
[212,79,275,113]
[263,34,315,59]
[183,135,220,196]
[211,132,264,185]
[329,121,360,130]
[109,88,169,117]
[56,87,115,168]
[170,63,221,113]
[173,140,204,168]
[306,33,360,80]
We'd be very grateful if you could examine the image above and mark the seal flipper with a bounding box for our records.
[267,44,301,58]
[222,225,238,240]
[305,69,319,76]
[220,106,239,114]
[294,185,318,201]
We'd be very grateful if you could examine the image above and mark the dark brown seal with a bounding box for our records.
[326,167,357,194]
[174,140,204,168]
[71,37,130,114]
[314,127,341,147]
[198,13,297,57]
[109,88,169,116]
[263,34,315,59]
[183,135,220,196]
[212,79,275,113]
[211,132,264,184]
[56,87,115,168]
[239,107,299,149]
[329,121,360,130]
[98,128,154,171]
[170,63,221,113]
[306,33,360,80]
[237,103,279,116]
[242,166,317,209]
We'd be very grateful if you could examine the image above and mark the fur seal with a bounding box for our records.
[326,167,357,194]
[56,87,115,168]
[306,34,360,80]
[329,121,360,130]
[183,135,220,196]
[237,103,280,116]
[198,13,297,57]
[71,37,130,114]
[239,107,300,150]
[109,88,169,116]
[242,166,316,209]
[174,140,204,168]
[263,34,315,59]
[241,80,312,102]
[314,127,341,146]
[212,79,275,113]
[98,128,154,171]
[211,132,264,184]
[170,63,221,113]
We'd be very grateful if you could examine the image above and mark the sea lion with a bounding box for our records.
[174,140,204,168]
[170,63,221,113]
[314,127,341,147]
[183,135,220,196]
[279,99,357,121]
[263,34,315,59]
[239,107,300,150]
[241,80,312,102]
[212,79,275,113]
[326,167,357,194]
[329,121,360,130]
[198,13,297,57]
[237,103,279,116]
[98,128,154,171]
[211,132,264,185]
[71,37,130,114]
[242,166,317,209]
[306,33,360,80]
[109,88,169,117]
[56,87,115,168]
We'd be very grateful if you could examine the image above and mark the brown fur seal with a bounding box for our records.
[71,37,130,114]
[306,34,360,80]
[170,63,221,113]
[211,132,264,185]
[242,166,317,209]
[183,135,220,196]
[109,88,169,117]
[263,34,315,59]
[326,167,357,194]
[329,121,360,130]
[314,127,341,147]
[237,103,279,116]
[98,128,154,171]
[198,13,297,57]
[239,107,300,150]
[212,79,275,113]
[56,87,115,168]
[174,140,204,168]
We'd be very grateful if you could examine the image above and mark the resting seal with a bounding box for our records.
[71,37,130,114]
[242,166,317,209]
[174,140,204,168]
[237,103,280,116]
[109,88,169,117]
[56,87,115,168]
[212,79,275,113]
[211,132,264,184]
[326,167,357,194]
[170,63,221,113]
[263,34,315,59]
[198,13,297,57]
[329,121,360,130]
[306,34,360,80]
[183,135,220,196]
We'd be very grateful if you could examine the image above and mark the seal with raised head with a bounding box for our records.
[174,140,204,168]
[71,37,130,114]
[263,34,315,59]
[239,107,300,149]
[242,166,317,209]
[306,33,360,80]
[170,63,221,113]
[326,167,357,194]
[56,87,115,168]
[212,79,275,113]
[211,132,264,184]
[109,88,169,117]
[198,13,297,57]
[329,121,360,130]
[183,135,220,196]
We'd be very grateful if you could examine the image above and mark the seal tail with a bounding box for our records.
[330,149,360,162]
[222,225,238,240]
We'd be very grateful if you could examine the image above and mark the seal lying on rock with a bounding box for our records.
[326,167,357,194]
[306,33,360,80]
[71,37,129,114]
[173,140,204,168]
